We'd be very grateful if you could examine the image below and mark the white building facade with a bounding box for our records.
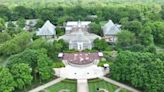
[59,21,101,51]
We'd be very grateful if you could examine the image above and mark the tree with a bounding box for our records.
[89,22,102,35]
[93,38,109,51]
[122,20,142,36]
[6,21,22,36]
[139,26,154,46]
[111,51,164,92]
[53,40,68,52]
[13,6,36,19]
[29,38,46,49]
[126,8,141,21]
[35,19,44,28]
[119,17,129,25]
[0,32,11,44]
[58,39,69,51]
[0,67,15,92]
[10,63,33,90]
[37,52,53,81]
[17,18,26,28]
[116,30,135,48]
[0,18,5,32]
[151,22,164,44]
[39,8,57,24]
[7,49,38,81]
[7,49,53,82]
[56,27,65,36]
[0,32,32,56]
[57,16,68,26]
[0,5,11,20]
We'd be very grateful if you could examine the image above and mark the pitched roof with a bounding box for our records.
[102,20,121,35]
[36,20,56,36]
[58,29,101,43]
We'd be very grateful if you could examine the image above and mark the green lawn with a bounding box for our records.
[88,79,130,92]
[46,79,77,92]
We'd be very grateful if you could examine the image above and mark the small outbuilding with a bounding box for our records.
[102,20,121,43]
[36,20,56,39]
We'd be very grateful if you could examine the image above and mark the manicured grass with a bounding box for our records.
[46,79,77,92]
[88,79,130,92]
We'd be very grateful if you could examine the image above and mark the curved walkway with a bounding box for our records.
[29,78,65,92]
[54,65,104,79]
[115,88,122,92]
[99,77,141,92]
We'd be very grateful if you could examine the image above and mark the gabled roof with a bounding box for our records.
[102,20,121,35]
[58,29,101,43]
[36,20,56,36]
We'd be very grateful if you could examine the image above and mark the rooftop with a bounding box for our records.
[102,20,121,35]
[60,52,103,65]
[36,20,56,36]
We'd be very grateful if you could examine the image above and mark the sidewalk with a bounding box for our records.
[100,77,141,92]
[77,79,89,92]
[29,78,65,92]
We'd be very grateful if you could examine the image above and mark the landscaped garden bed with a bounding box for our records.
[88,79,130,92]
[46,79,77,92]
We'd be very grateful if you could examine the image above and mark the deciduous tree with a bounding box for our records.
[10,63,33,89]
[0,67,15,92]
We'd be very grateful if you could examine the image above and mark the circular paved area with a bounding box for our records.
[54,65,105,79]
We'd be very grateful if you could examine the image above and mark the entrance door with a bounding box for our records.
[77,42,83,51]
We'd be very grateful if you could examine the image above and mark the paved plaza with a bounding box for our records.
[54,65,105,79]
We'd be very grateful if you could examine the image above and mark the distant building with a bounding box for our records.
[59,21,101,51]
[23,19,38,31]
[5,19,38,31]
[102,20,121,43]
[36,20,56,39]
[65,21,91,34]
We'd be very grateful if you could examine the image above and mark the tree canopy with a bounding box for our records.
[0,32,32,56]
[0,67,15,92]
[10,63,33,89]
[111,51,164,92]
